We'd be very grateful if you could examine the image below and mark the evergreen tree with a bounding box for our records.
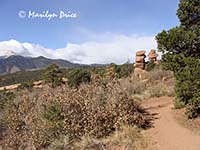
[43,64,63,88]
[156,0,200,118]
[177,0,200,29]
[156,0,200,66]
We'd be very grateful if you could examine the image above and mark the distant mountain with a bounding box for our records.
[0,55,36,74]
[31,56,81,69]
[0,51,83,74]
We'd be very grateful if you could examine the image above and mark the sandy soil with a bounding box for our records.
[143,97,200,150]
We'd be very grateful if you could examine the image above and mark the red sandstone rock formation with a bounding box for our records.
[148,49,158,64]
[134,50,146,70]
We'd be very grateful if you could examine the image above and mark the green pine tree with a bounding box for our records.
[43,64,63,88]
[156,0,200,118]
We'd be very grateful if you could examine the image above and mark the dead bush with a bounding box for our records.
[0,67,176,149]
[1,80,150,149]
[62,81,149,139]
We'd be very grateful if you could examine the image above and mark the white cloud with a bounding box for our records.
[0,34,157,64]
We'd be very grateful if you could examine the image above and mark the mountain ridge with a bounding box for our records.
[0,54,83,74]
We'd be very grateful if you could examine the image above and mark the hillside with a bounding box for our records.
[0,62,200,150]
[0,63,177,150]
[0,55,36,74]
[0,53,83,74]
[0,69,45,87]
[31,56,82,69]
[0,65,106,87]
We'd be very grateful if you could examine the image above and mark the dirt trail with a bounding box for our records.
[143,97,200,150]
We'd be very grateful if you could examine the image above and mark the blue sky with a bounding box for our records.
[0,0,180,64]
[0,0,179,48]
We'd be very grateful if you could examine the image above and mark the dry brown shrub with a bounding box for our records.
[1,79,151,149]
[0,67,175,149]
[61,80,150,139]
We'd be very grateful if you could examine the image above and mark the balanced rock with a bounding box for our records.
[136,56,146,62]
[134,50,146,70]
[136,50,146,56]
[148,49,158,62]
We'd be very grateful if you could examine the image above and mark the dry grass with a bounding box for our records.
[131,69,175,100]
[74,126,149,150]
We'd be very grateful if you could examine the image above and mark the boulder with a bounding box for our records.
[148,53,158,58]
[135,50,146,70]
[136,56,146,62]
[148,50,158,62]
[136,50,146,56]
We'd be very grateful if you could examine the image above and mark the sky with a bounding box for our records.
[0,0,180,64]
